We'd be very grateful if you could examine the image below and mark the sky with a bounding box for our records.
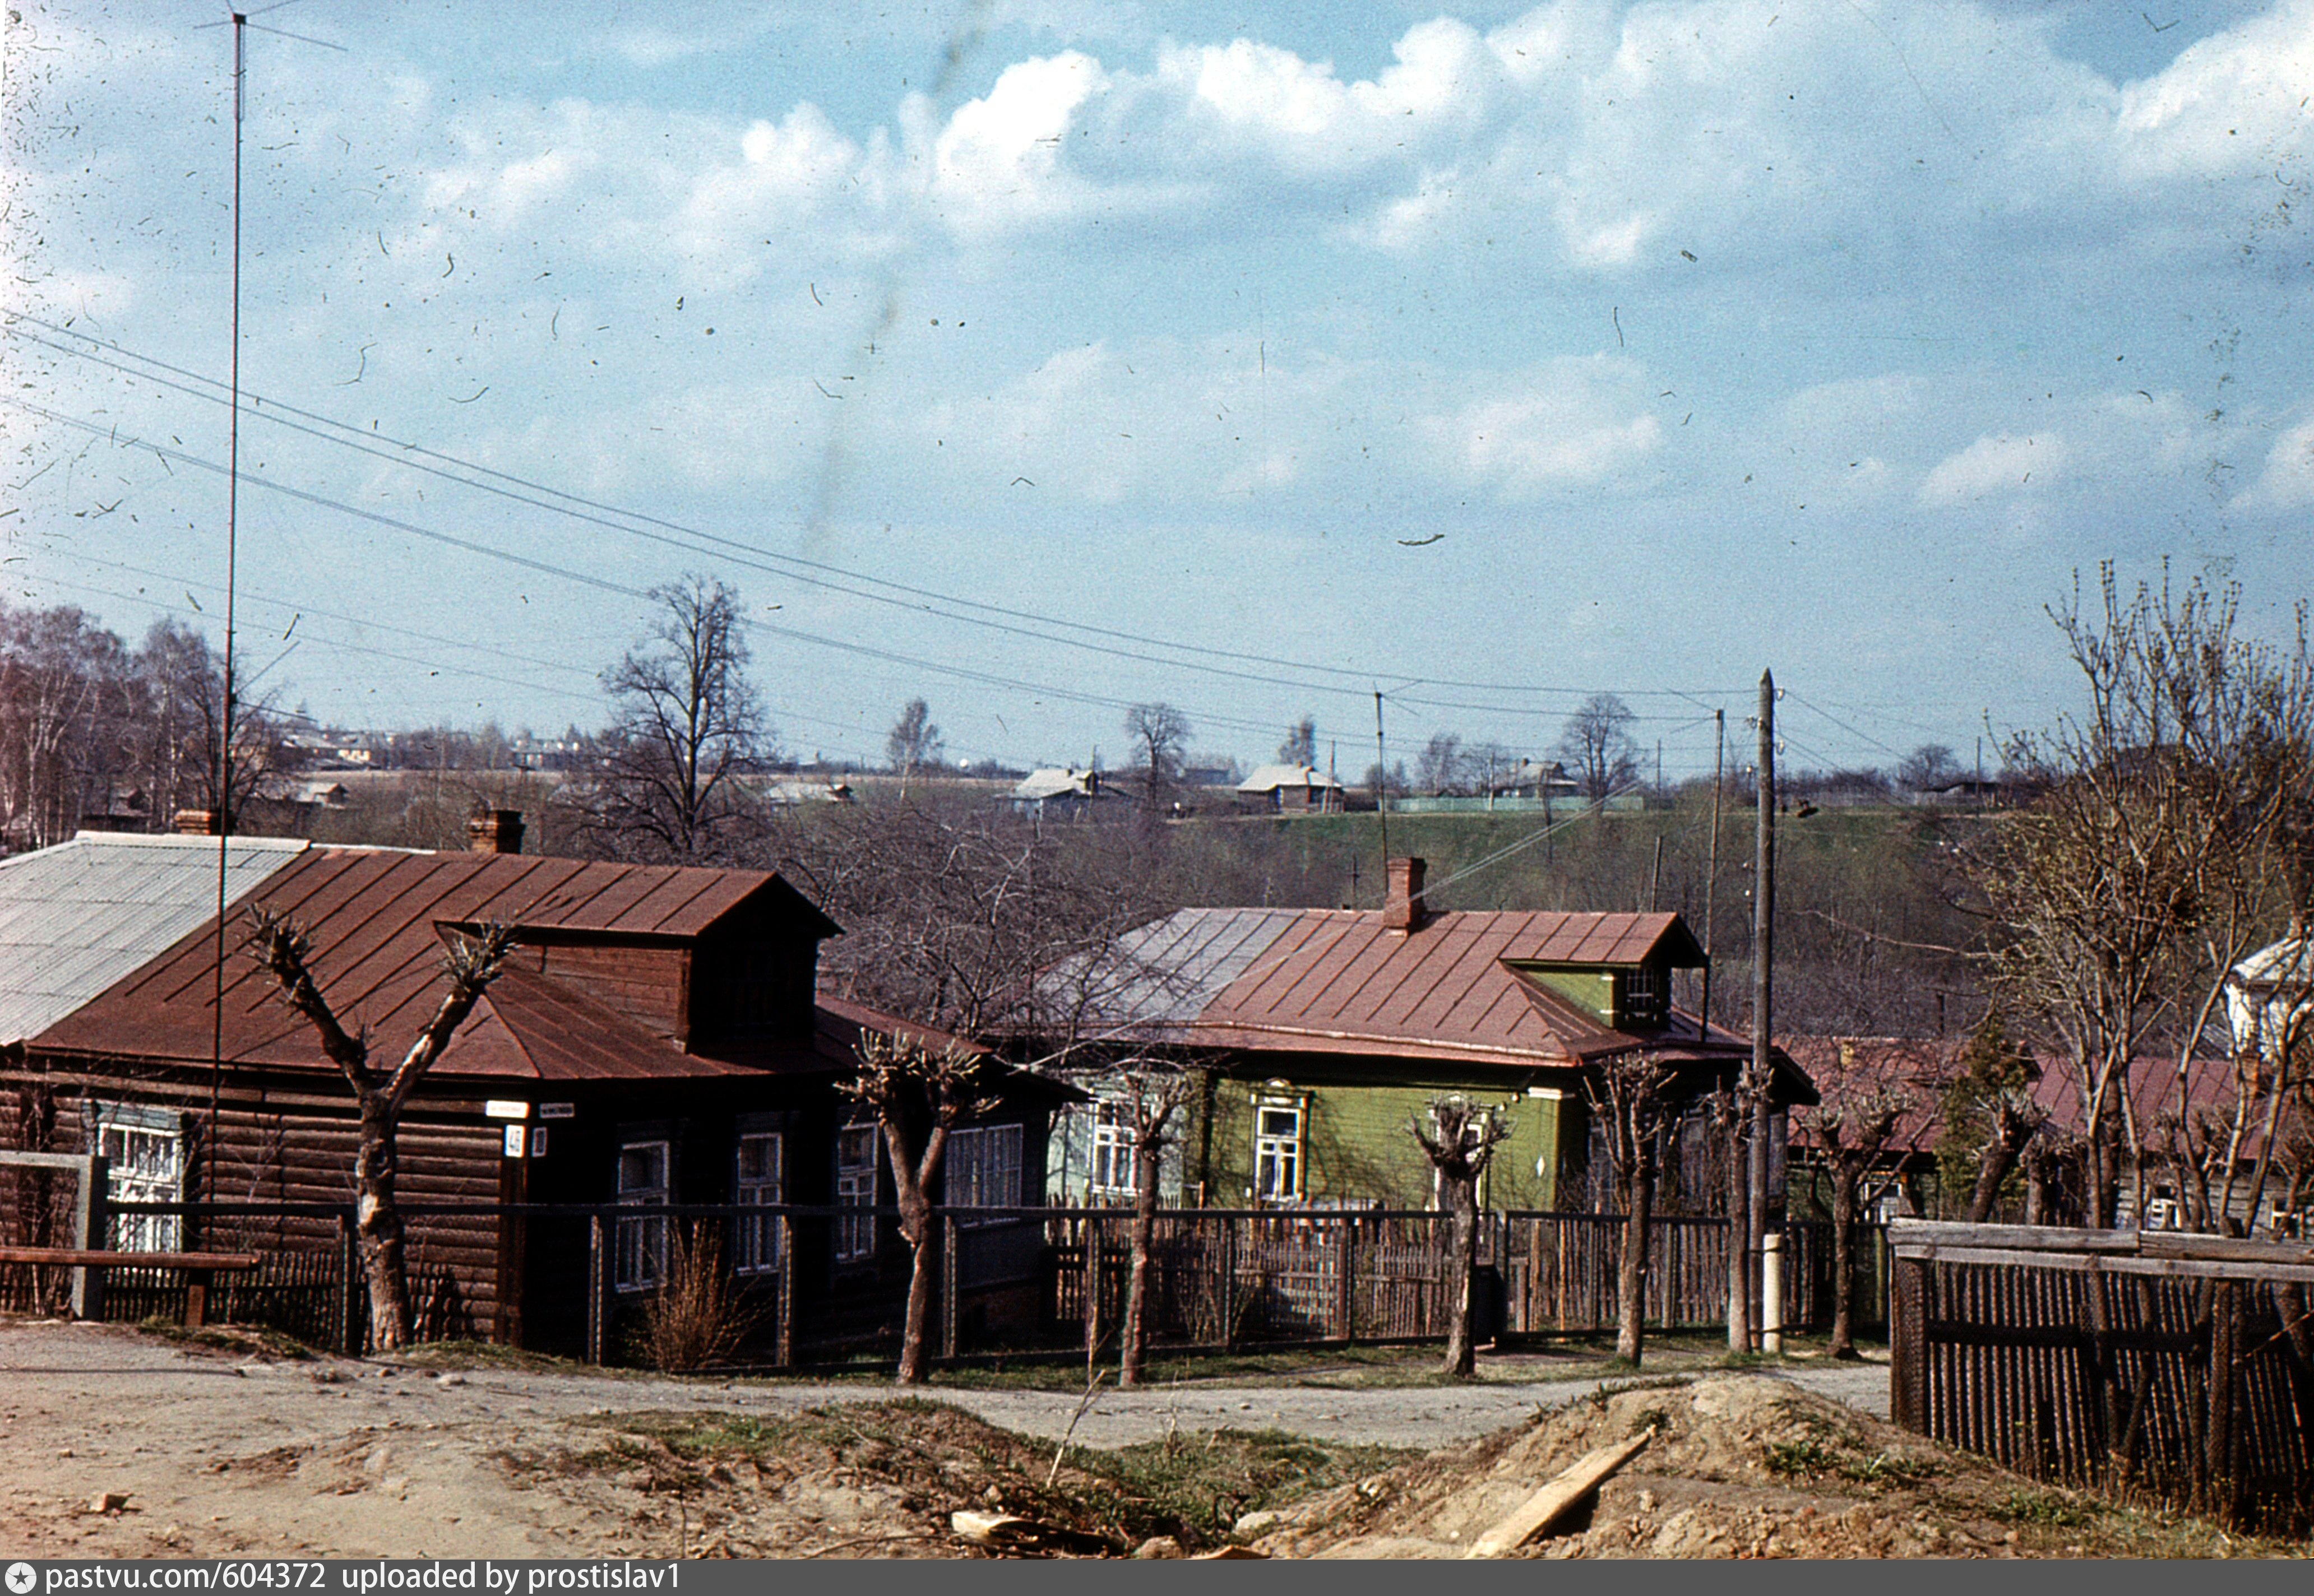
[3,0,2311,780]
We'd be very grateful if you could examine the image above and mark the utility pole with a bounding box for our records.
[1749,669,1778,1348]
[1701,709,1723,1027]
[1373,690,1390,893]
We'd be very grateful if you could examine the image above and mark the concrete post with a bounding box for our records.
[1761,1230,1784,1355]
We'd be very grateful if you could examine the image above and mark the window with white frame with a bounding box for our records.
[1621,962,1667,1028]
[1253,1101,1303,1203]
[732,1131,783,1275]
[834,1124,879,1263]
[96,1105,183,1252]
[614,1140,671,1292]
[946,1124,1023,1224]
[1089,1101,1139,1198]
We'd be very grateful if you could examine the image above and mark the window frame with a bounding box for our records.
[614,1138,672,1293]
[945,1122,1024,1227]
[93,1102,184,1254]
[834,1122,880,1264]
[732,1130,784,1276]
[1088,1099,1140,1199]
[1252,1097,1305,1204]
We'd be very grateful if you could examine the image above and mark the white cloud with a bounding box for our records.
[922,52,1112,231]
[1919,434,2069,505]
[2234,413,2314,510]
[1422,356,1663,495]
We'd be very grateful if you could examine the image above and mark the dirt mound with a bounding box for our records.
[1244,1374,2276,1559]
[491,1400,1412,1558]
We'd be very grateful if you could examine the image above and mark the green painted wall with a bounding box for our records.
[1196,1069,1571,1210]
[1516,966,1618,1025]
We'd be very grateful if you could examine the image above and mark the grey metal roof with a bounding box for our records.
[0,832,308,1045]
[1063,907,1306,1029]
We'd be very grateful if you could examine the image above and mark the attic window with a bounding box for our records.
[1622,963,1667,1029]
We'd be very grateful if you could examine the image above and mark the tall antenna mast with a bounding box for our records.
[196,2,342,1207]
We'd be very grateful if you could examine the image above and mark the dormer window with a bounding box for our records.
[1622,962,1667,1029]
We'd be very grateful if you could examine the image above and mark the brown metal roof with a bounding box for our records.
[33,846,830,1080]
[1193,908,1711,1065]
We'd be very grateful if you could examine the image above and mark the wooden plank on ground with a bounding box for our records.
[1463,1427,1655,1559]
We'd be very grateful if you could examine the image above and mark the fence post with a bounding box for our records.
[1217,1215,1237,1352]
[775,1214,794,1368]
[587,1212,607,1366]
[337,1212,362,1356]
[1082,1214,1102,1366]
[941,1211,960,1361]
[1890,1256,1920,1431]
[68,1153,108,1321]
[1335,1217,1354,1343]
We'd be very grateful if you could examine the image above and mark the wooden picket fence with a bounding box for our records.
[1889,1220,2314,1531]
[1045,1209,1884,1351]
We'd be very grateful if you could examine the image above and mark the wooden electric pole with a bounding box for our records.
[1749,669,1777,1347]
[1373,690,1390,895]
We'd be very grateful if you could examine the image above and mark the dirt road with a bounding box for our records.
[0,1318,1889,1558]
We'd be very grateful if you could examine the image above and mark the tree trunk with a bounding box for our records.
[1618,1161,1654,1366]
[1966,1135,2021,1224]
[354,1092,413,1352]
[1829,1162,1858,1359]
[1120,1141,1161,1388]
[894,1186,938,1385]
[2024,1154,2048,1226]
[2089,1118,2120,1228]
[1441,1182,1479,1378]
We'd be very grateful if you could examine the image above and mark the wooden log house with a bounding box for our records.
[0,818,1073,1356]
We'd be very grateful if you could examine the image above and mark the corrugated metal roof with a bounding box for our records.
[0,833,307,1045]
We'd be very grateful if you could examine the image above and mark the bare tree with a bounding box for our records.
[1966,567,2314,1226]
[1585,1052,1675,1365]
[1894,744,1963,795]
[1558,693,1640,803]
[1411,1095,1514,1377]
[1123,702,1190,812]
[843,1032,1001,1385]
[243,910,516,1351]
[886,698,943,789]
[1112,1062,1197,1388]
[581,574,766,860]
[1277,716,1317,767]
[1417,731,1465,796]
[1939,1014,2047,1223]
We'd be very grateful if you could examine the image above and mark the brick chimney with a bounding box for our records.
[1382,856,1428,931]
[466,809,525,856]
[172,808,220,836]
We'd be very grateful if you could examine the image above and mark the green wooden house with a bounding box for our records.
[1040,858,1811,1211]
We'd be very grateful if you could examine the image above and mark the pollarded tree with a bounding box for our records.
[1798,1065,1919,1358]
[844,1032,1001,1385]
[1111,1061,1198,1388]
[1585,1052,1675,1366]
[244,910,516,1351]
[583,574,768,861]
[1411,1095,1514,1378]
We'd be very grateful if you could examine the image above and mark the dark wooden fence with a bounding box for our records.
[1889,1220,2314,1532]
[13,1200,1888,1367]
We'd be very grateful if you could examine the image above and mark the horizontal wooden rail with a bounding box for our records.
[0,1249,260,1270]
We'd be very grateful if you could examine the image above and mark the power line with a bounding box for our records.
[8,312,1766,706]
